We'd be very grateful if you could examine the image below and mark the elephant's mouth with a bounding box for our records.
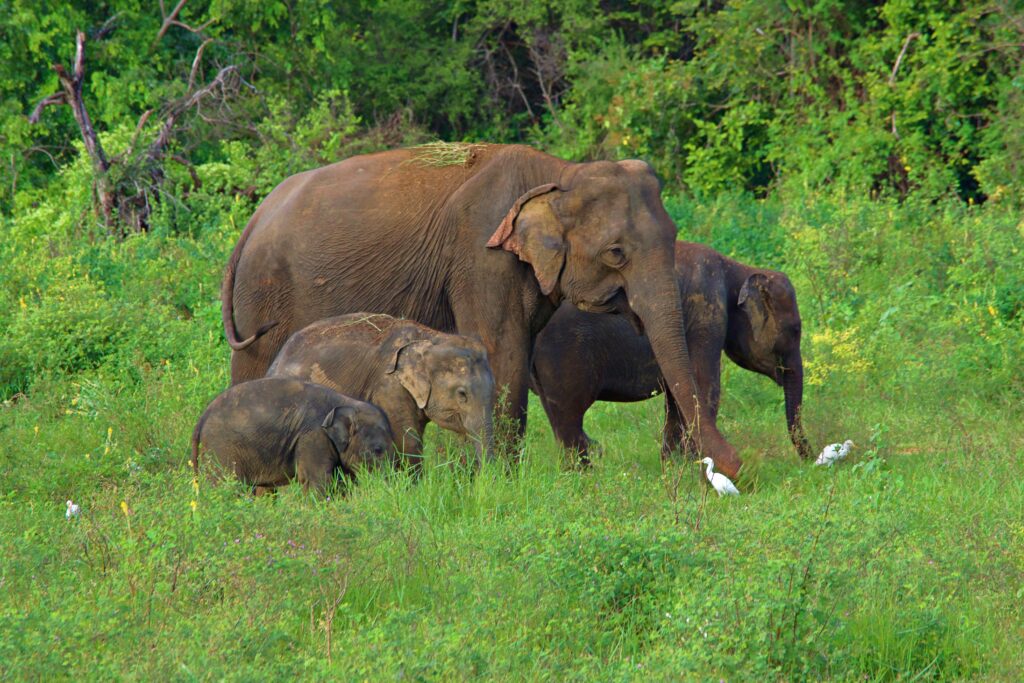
[576,288,626,314]
[576,289,644,335]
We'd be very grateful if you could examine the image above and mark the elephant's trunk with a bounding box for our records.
[782,354,811,459]
[627,268,742,477]
[466,409,495,468]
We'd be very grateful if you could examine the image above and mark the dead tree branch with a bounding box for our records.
[148,65,240,164]
[889,32,920,85]
[28,27,241,233]
[28,93,67,124]
[153,0,215,46]
[188,38,214,90]
[888,32,921,140]
[30,31,115,223]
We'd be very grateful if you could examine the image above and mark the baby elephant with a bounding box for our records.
[532,241,810,463]
[191,377,395,494]
[268,313,496,469]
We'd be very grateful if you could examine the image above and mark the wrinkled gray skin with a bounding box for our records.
[267,313,496,470]
[191,378,395,494]
[532,242,810,463]
[221,144,741,477]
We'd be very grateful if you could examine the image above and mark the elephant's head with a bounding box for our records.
[487,159,740,475]
[731,271,812,459]
[386,337,496,466]
[322,404,395,473]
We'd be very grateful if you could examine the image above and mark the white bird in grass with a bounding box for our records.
[65,499,80,519]
[815,439,853,466]
[700,457,740,496]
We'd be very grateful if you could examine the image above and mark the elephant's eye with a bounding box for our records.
[604,245,627,268]
[456,387,469,403]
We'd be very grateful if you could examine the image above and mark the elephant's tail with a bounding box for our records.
[221,215,279,351]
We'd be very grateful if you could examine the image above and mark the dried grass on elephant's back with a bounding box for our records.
[404,141,484,167]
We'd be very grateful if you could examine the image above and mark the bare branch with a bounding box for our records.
[889,32,920,85]
[173,16,215,34]
[155,0,189,44]
[73,29,86,83]
[153,0,215,46]
[94,13,121,41]
[888,32,921,140]
[169,154,201,189]
[28,93,68,124]
[147,65,240,162]
[188,38,214,90]
[125,109,154,157]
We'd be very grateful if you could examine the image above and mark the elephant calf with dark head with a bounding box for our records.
[191,378,395,494]
[267,313,496,470]
[532,241,811,462]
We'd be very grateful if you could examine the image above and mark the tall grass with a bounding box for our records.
[1,186,1022,679]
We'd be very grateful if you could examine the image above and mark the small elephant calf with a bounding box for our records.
[191,377,394,494]
[267,313,496,469]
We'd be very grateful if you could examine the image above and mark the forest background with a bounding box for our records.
[1,1,1022,679]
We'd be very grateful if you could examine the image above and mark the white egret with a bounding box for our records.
[815,439,853,466]
[65,499,80,519]
[700,457,740,496]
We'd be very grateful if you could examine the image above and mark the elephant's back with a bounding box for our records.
[253,145,511,231]
[269,317,398,397]
[233,149,514,332]
[675,242,729,332]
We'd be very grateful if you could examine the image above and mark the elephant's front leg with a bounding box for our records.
[388,411,426,475]
[456,322,531,457]
[295,432,339,496]
[489,341,531,459]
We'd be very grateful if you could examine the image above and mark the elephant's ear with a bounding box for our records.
[322,406,353,454]
[738,273,775,335]
[486,184,566,296]
[385,340,432,410]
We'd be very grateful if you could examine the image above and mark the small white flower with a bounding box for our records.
[65,500,80,519]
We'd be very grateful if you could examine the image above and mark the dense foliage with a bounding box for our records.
[1,1,1022,680]
[4,0,1024,212]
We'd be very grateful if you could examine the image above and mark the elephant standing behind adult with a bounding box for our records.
[221,143,741,476]
[532,242,811,462]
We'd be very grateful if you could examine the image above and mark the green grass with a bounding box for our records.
[1,189,1022,679]
[2,356,1021,679]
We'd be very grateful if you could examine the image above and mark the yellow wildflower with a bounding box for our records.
[120,500,130,517]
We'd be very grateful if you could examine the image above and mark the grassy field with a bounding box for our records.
[1,189,1022,680]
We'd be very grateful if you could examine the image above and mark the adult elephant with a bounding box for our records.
[221,143,741,476]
